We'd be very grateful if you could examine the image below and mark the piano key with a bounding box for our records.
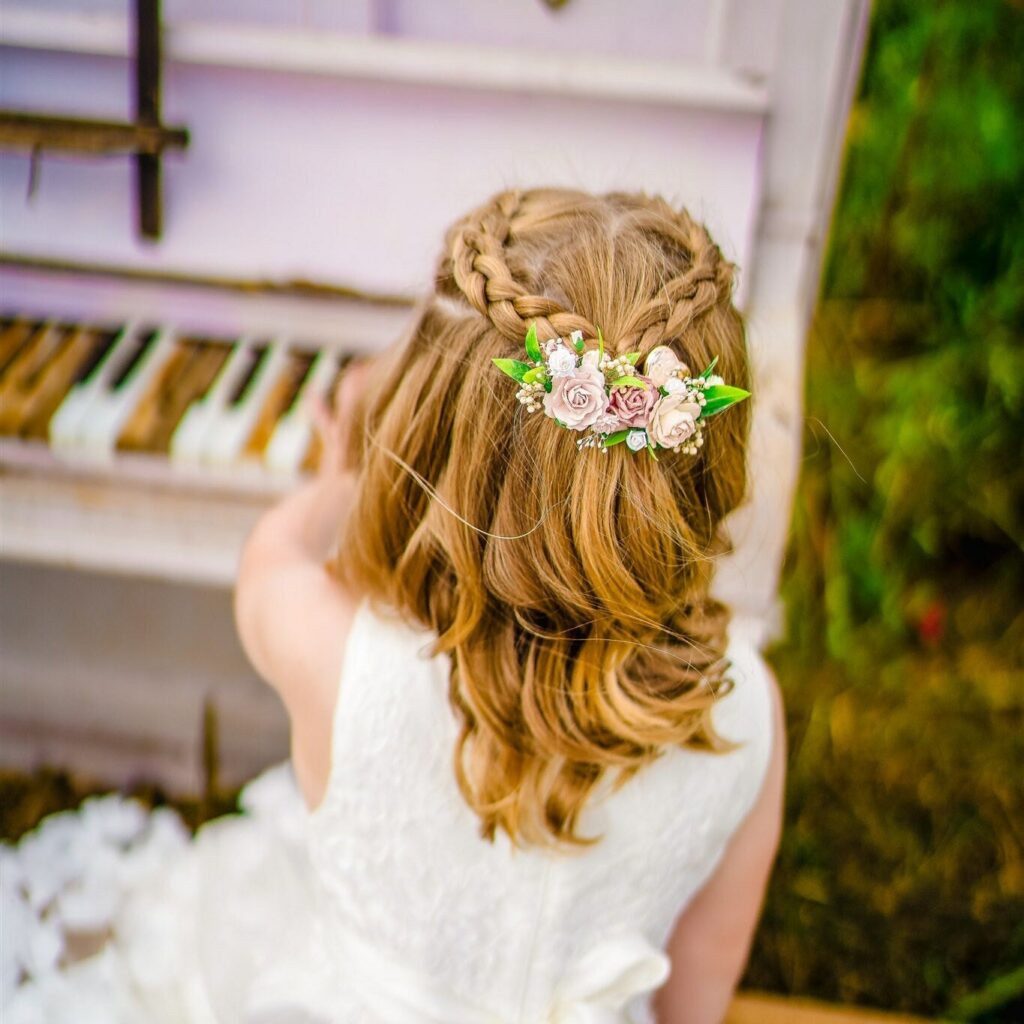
[117,338,231,454]
[0,322,64,434]
[198,339,292,467]
[169,338,257,464]
[264,348,346,474]
[0,319,42,380]
[149,340,233,454]
[242,348,316,462]
[66,326,179,460]
[68,327,122,390]
[7,327,107,439]
[49,323,147,453]
[299,359,350,473]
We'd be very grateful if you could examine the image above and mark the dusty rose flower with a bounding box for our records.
[647,394,701,448]
[543,370,609,431]
[643,345,690,389]
[607,375,656,427]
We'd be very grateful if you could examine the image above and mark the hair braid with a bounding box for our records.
[447,190,598,343]
[617,199,735,352]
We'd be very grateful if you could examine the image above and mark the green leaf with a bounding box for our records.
[493,358,532,383]
[700,355,719,378]
[611,375,646,389]
[700,384,751,417]
[597,327,605,361]
[602,430,630,447]
[524,322,542,363]
[625,352,642,365]
[523,366,548,385]
[647,444,660,461]
[571,332,585,353]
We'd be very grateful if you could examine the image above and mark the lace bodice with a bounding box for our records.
[306,602,775,1023]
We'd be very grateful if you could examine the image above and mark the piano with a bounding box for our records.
[0,0,869,790]
[0,296,409,584]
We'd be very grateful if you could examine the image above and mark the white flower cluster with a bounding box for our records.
[515,380,546,413]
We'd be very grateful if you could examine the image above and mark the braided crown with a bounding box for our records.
[440,189,735,354]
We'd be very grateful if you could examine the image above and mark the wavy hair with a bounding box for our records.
[334,188,752,848]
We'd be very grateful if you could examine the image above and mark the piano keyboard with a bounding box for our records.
[0,315,352,479]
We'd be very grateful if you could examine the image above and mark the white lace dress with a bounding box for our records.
[2,602,774,1024]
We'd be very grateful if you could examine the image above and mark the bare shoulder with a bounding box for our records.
[234,521,360,810]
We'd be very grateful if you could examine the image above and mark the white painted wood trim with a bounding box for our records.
[0,7,769,114]
[0,465,271,586]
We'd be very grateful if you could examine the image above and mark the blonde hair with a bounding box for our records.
[335,188,752,848]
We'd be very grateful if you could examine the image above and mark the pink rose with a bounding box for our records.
[647,395,702,448]
[543,368,609,431]
[607,375,656,428]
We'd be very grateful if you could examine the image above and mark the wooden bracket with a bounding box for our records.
[0,0,188,241]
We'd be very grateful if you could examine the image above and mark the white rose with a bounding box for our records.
[547,345,578,377]
[626,429,648,451]
[662,377,687,395]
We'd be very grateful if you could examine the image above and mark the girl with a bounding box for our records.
[4,188,785,1024]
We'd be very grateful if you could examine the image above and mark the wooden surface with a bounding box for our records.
[728,992,935,1024]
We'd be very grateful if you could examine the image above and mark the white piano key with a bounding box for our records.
[201,338,291,467]
[49,323,142,454]
[169,337,255,464]
[264,348,342,475]
[74,327,179,460]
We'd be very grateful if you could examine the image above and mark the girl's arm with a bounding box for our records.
[652,668,787,1024]
[233,365,368,809]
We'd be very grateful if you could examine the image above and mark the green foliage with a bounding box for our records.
[700,384,750,418]
[524,321,542,363]
[745,1,1024,1019]
[492,357,531,383]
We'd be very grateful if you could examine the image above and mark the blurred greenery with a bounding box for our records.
[746,0,1024,1020]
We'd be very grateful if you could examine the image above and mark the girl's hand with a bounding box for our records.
[309,358,373,476]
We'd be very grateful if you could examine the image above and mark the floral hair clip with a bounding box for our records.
[493,323,750,458]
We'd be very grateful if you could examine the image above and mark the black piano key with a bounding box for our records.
[227,343,269,407]
[72,328,124,388]
[109,328,160,391]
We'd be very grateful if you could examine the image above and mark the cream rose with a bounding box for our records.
[543,369,609,431]
[643,345,690,389]
[647,395,701,448]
